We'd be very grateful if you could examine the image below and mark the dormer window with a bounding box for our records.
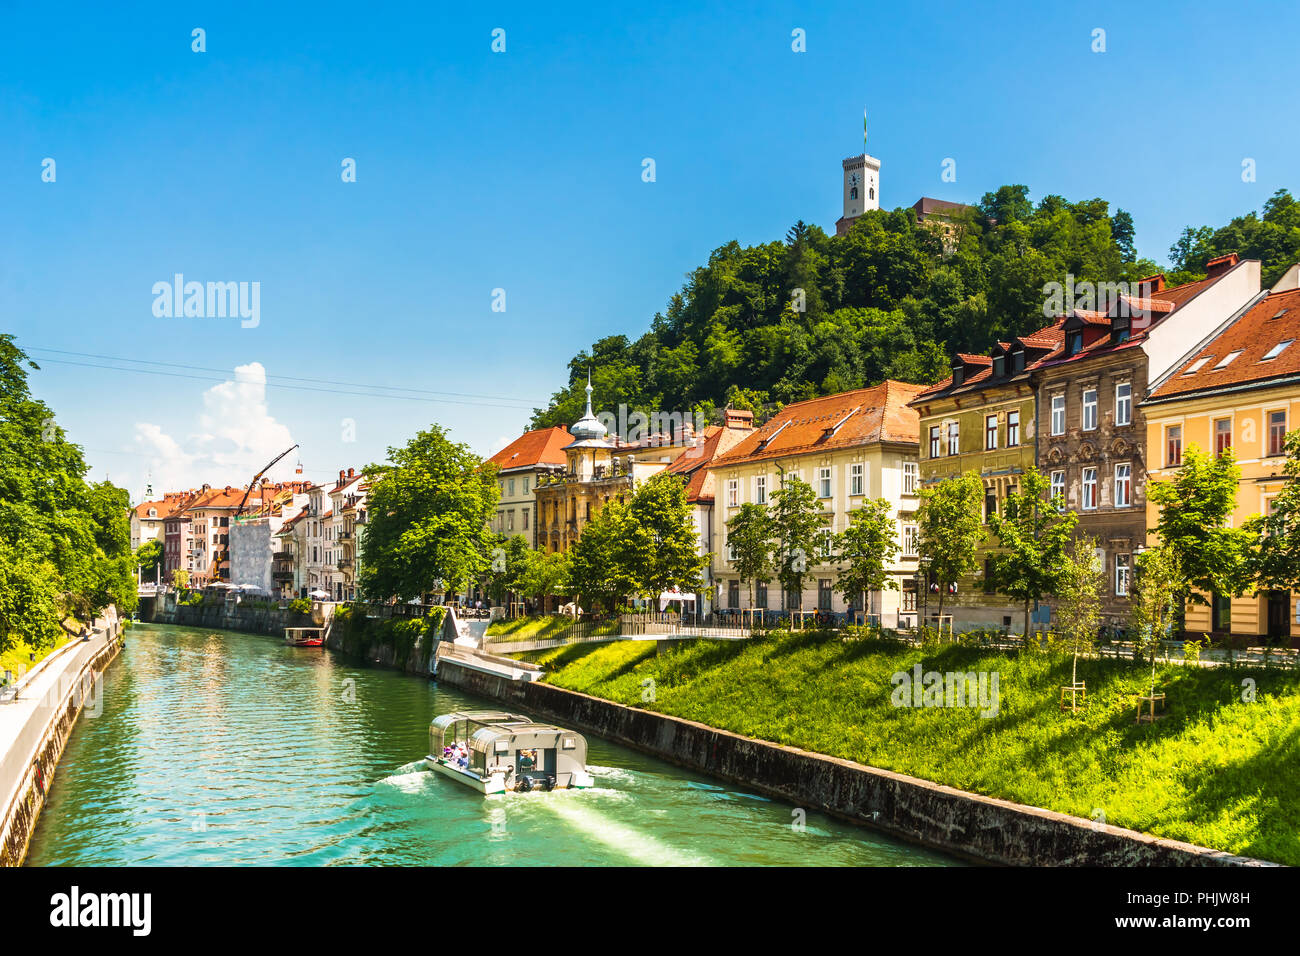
[1012,350,1026,373]
[992,356,1005,378]
[1112,316,1131,344]
[952,365,965,387]
[1066,331,1084,357]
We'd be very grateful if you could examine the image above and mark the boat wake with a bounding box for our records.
[542,799,710,866]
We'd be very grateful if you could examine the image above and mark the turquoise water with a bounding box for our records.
[25,623,955,866]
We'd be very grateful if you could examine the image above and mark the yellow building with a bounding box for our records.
[707,382,925,625]
[532,375,704,553]
[1142,267,1300,645]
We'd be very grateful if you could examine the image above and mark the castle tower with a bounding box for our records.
[836,153,881,236]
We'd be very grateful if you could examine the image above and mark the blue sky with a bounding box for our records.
[2,1,1296,500]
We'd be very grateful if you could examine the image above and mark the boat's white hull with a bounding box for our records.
[424,756,593,794]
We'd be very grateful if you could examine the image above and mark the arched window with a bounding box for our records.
[869,187,875,200]
[849,186,858,200]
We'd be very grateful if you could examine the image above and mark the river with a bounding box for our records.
[26,622,956,866]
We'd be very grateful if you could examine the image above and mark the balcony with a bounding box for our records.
[336,559,353,570]
[273,551,293,561]
[272,569,294,582]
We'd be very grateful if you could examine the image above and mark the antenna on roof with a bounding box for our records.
[295,459,303,475]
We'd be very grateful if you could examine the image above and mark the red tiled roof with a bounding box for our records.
[1037,269,1234,371]
[915,319,1066,401]
[487,426,572,472]
[714,381,923,467]
[664,424,753,502]
[1148,287,1300,400]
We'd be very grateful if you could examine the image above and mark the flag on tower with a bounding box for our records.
[863,109,868,146]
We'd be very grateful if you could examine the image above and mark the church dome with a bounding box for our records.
[568,372,608,441]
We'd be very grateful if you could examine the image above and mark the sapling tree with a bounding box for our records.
[1129,544,1185,702]
[833,498,899,622]
[726,502,773,608]
[985,469,1078,637]
[916,472,985,625]
[768,475,825,612]
[1055,535,1106,701]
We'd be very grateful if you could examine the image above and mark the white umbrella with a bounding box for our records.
[309,589,330,599]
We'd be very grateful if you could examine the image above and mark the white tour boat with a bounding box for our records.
[426,710,595,794]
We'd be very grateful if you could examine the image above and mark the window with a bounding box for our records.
[947,422,960,456]
[818,579,833,611]
[1115,554,1130,596]
[1214,418,1232,458]
[728,580,740,609]
[1051,395,1065,436]
[522,478,530,494]
[1269,410,1288,457]
[1007,410,1020,447]
[507,478,515,496]
[819,530,833,559]
[726,535,737,562]
[522,509,529,530]
[986,415,998,450]
[1262,340,1293,361]
[849,463,863,496]
[726,479,738,508]
[902,524,918,557]
[817,467,832,498]
[1012,350,1026,373]
[984,492,997,522]
[755,475,767,504]
[992,356,1005,378]
[506,510,514,531]
[1082,388,1098,430]
[1114,463,1131,508]
[1115,382,1131,426]
[1082,467,1097,509]
[1167,425,1183,466]
[929,426,941,459]
[1181,357,1211,376]
[1213,350,1243,369]
[903,461,918,495]
[1066,330,1083,356]
[755,581,768,609]
[1050,470,1065,509]
[983,557,996,593]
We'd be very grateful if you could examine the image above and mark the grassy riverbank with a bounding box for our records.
[485,615,620,642]
[519,631,1300,865]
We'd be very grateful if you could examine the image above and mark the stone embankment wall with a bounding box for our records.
[0,613,124,866]
[435,658,1273,868]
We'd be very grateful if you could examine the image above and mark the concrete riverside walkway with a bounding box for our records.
[0,614,122,849]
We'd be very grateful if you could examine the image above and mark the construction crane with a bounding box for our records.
[234,444,300,520]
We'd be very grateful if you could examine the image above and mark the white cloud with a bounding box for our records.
[488,433,512,456]
[133,362,297,494]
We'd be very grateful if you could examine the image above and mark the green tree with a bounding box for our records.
[1129,545,1185,698]
[623,472,708,601]
[516,548,571,607]
[566,501,641,612]
[359,425,499,603]
[916,472,985,625]
[0,334,138,652]
[135,539,163,578]
[725,502,773,607]
[833,498,899,619]
[1055,536,1106,692]
[1254,430,1300,594]
[986,469,1078,636]
[768,475,825,611]
[1148,443,1257,606]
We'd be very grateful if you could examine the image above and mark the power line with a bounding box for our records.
[32,356,542,411]
[25,346,548,405]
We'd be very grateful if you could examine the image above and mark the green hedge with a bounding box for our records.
[330,604,447,662]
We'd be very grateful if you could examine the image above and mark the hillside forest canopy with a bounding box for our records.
[532,186,1300,428]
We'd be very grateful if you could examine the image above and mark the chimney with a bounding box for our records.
[347,467,354,479]
[725,408,755,431]
[1136,273,1165,298]
[1205,253,1240,279]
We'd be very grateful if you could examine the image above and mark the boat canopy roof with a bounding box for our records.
[431,711,530,733]
[467,724,588,762]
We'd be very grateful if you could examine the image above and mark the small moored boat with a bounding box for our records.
[284,627,324,647]
[425,710,595,794]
